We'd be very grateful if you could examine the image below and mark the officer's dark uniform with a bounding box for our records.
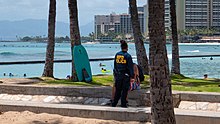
[112,51,134,107]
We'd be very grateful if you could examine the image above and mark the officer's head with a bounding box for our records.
[120,40,128,51]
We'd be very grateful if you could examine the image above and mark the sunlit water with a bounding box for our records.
[0,42,220,79]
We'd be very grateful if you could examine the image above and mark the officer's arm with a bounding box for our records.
[127,55,134,78]
[114,54,117,72]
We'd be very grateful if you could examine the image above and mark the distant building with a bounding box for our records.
[145,0,220,34]
[94,6,145,40]
[94,14,120,39]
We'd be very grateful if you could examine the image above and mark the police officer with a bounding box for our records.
[112,40,134,108]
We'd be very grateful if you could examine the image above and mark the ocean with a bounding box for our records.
[0,41,220,79]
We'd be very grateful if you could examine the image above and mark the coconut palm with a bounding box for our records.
[170,0,180,74]
[42,0,56,77]
[68,0,81,81]
[148,0,176,123]
[129,0,149,75]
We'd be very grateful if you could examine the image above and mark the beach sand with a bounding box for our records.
[0,111,150,124]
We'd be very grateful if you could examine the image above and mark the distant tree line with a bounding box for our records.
[19,35,70,42]
[18,35,93,43]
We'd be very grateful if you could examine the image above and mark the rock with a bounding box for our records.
[84,98,94,104]
[43,96,56,103]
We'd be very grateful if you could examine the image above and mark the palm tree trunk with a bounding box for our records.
[42,0,56,77]
[170,0,180,74]
[129,0,149,75]
[148,0,176,123]
[68,0,81,81]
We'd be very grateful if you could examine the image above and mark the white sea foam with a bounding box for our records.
[167,54,172,59]
[179,43,220,45]
[186,50,200,53]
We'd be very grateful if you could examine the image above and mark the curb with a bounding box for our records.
[0,100,150,122]
[1,100,220,124]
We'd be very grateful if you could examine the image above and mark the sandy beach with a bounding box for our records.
[0,111,149,124]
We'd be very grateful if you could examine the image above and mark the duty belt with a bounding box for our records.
[118,71,129,77]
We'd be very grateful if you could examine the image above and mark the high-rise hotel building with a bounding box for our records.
[145,0,220,33]
[176,0,218,30]
[95,0,220,38]
[94,7,145,39]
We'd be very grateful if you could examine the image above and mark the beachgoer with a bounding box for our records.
[99,63,106,67]
[204,74,208,79]
[129,63,141,91]
[9,73,13,77]
[66,75,71,79]
[99,63,102,67]
[111,40,134,108]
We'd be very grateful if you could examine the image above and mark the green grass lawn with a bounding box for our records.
[34,74,220,93]
[34,75,115,87]
[171,74,220,92]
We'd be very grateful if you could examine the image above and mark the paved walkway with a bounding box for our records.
[0,93,111,106]
[1,93,220,112]
[179,101,220,111]
[1,78,220,111]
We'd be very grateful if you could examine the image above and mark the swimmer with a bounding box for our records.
[24,73,27,77]
[101,68,107,71]
[9,73,13,77]
[210,57,213,60]
[3,73,6,76]
[99,63,106,67]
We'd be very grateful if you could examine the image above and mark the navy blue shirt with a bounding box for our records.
[114,51,134,78]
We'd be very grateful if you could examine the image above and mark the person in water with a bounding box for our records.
[9,73,13,77]
[111,40,134,108]
[99,63,106,67]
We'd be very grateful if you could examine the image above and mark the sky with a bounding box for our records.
[0,0,147,26]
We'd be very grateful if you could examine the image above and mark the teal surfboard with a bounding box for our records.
[73,45,92,82]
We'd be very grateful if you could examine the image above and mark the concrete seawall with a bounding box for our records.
[2,84,220,106]
[1,100,220,124]
[0,84,180,107]
[1,84,220,123]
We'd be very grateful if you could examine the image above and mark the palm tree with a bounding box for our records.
[148,0,176,123]
[42,0,56,77]
[129,0,149,75]
[68,0,81,81]
[170,0,180,74]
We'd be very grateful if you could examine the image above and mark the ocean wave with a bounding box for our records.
[186,50,200,53]
[55,51,70,56]
[0,52,20,56]
[179,43,220,45]
[167,54,172,59]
